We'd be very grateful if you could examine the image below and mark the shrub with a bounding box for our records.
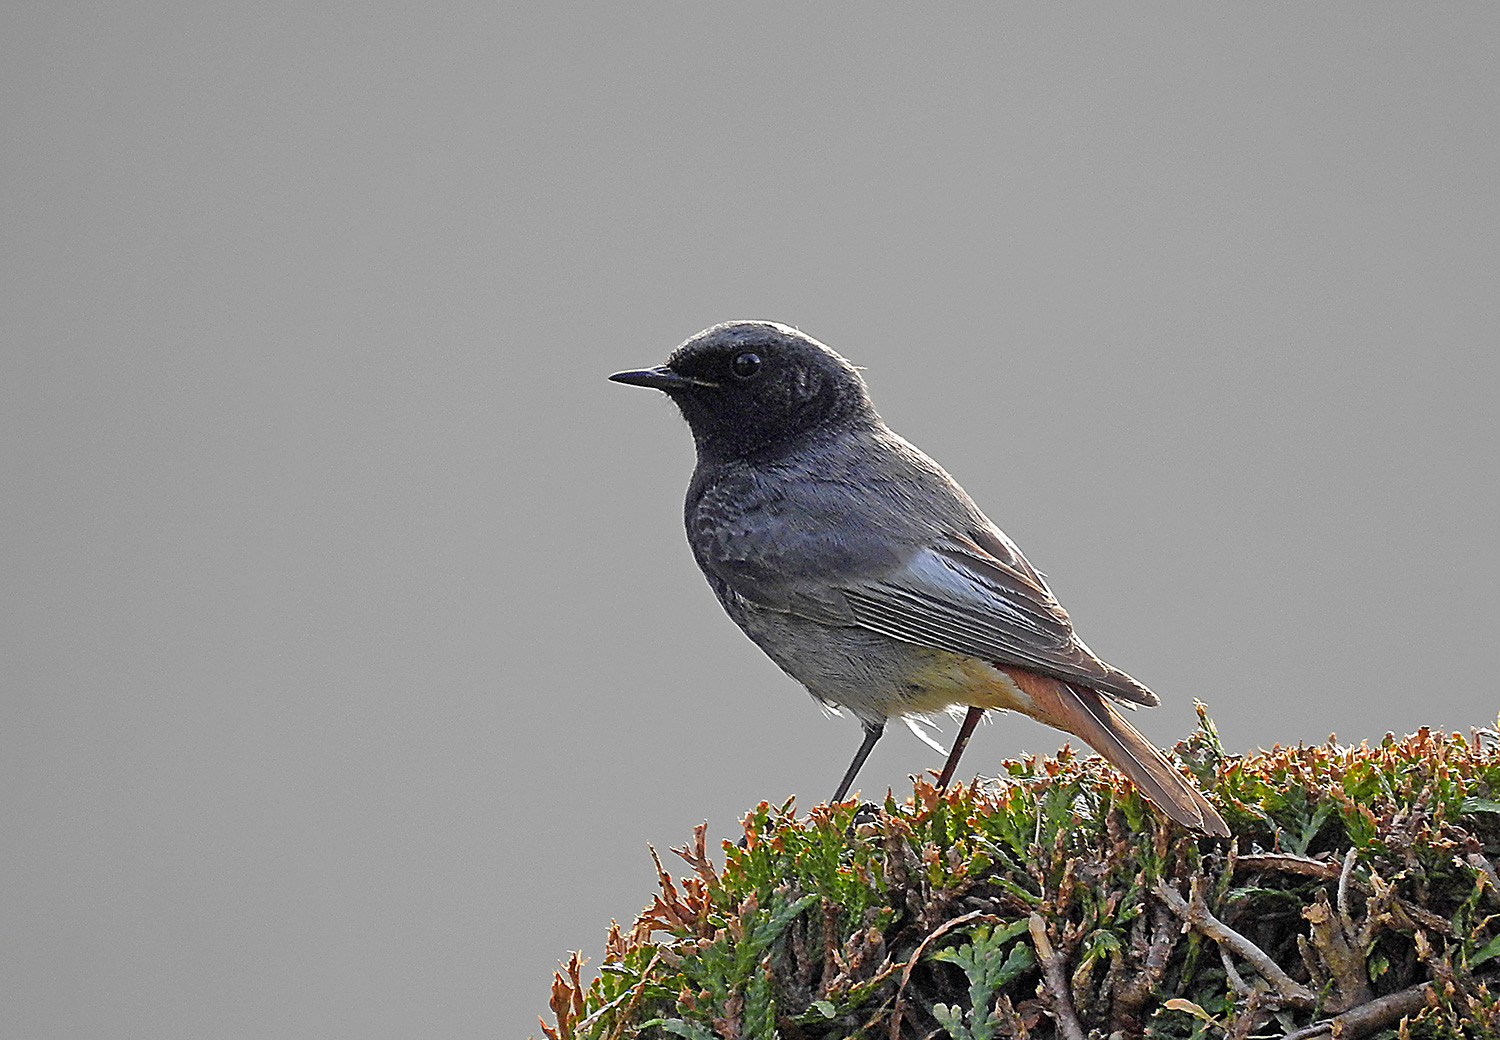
[538,709,1500,1039]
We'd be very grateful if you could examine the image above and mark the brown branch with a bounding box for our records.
[1302,890,1374,1012]
[1113,903,1179,1032]
[1027,914,1085,1040]
[1277,979,1434,1040]
[1235,853,1342,879]
[1395,896,1456,936]
[1336,846,1358,924]
[1156,877,1317,1008]
[1218,946,1252,998]
[1468,852,1500,905]
[1330,981,1437,1035]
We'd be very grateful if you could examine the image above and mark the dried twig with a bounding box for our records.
[1336,846,1358,923]
[1396,896,1456,936]
[1235,853,1342,879]
[1219,945,1252,998]
[1027,914,1085,1040]
[1113,903,1179,1032]
[1469,851,1500,907]
[1302,890,1374,1011]
[1156,877,1317,1008]
[1277,979,1435,1040]
[889,910,1000,1040]
[671,822,718,886]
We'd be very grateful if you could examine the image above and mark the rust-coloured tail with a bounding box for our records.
[1008,671,1230,836]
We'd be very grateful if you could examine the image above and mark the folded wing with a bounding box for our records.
[838,531,1158,706]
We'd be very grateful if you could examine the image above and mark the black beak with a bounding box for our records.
[609,366,719,391]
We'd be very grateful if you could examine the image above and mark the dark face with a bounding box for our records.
[611,322,877,461]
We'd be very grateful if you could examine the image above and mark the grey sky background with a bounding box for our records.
[4,4,1498,1038]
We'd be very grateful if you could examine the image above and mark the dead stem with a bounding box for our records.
[1277,979,1436,1040]
[1027,913,1085,1040]
[889,910,1001,1040]
[1468,852,1500,906]
[1336,846,1358,923]
[1235,853,1342,879]
[1155,876,1317,1008]
[1302,890,1374,1011]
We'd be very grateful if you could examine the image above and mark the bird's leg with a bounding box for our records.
[935,706,985,790]
[830,721,884,803]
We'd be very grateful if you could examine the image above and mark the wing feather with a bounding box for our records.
[838,535,1158,706]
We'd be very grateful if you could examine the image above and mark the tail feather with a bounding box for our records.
[1009,672,1230,836]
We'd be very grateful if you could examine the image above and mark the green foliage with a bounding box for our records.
[537,713,1500,1039]
[638,887,820,1040]
[928,921,1033,1040]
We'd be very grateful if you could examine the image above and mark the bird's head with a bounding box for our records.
[610,321,878,461]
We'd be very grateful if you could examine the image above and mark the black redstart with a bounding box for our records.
[611,321,1228,836]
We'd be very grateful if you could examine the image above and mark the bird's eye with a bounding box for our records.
[730,352,762,379]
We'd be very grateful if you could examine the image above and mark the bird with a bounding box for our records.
[610,321,1229,836]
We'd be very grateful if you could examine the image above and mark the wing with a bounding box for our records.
[838,530,1159,706]
[687,454,1156,706]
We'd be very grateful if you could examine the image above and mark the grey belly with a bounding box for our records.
[722,595,944,726]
